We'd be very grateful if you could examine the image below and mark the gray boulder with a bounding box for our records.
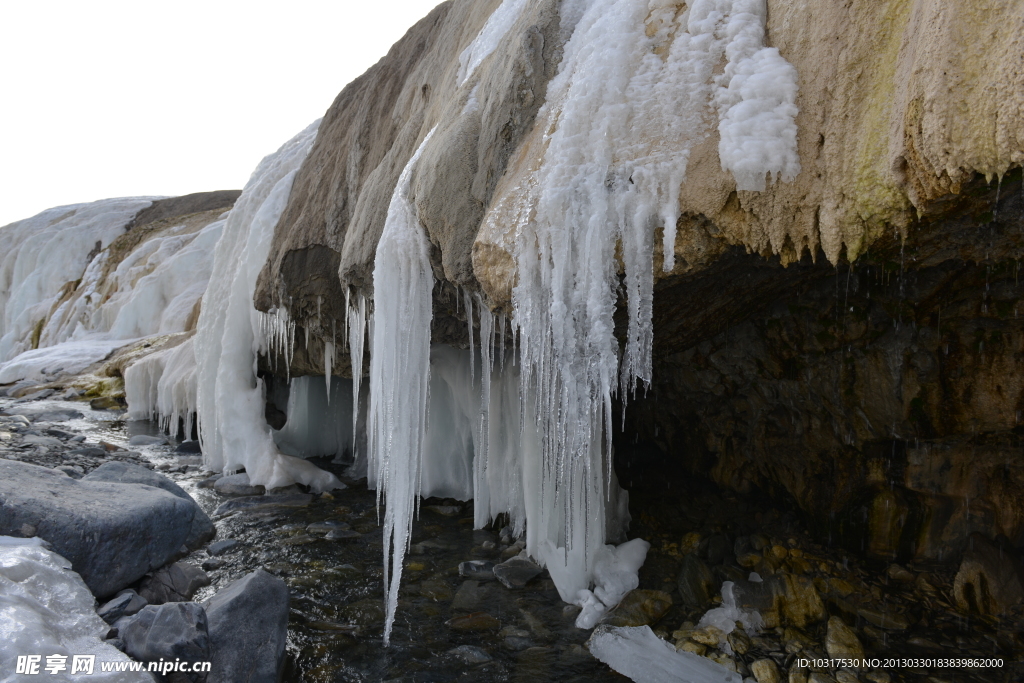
[139,563,211,604]
[98,589,148,624]
[493,557,542,589]
[83,461,215,550]
[122,602,210,677]
[205,569,289,683]
[213,473,265,497]
[0,460,196,597]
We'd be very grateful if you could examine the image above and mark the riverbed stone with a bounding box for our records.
[459,560,496,581]
[751,658,781,683]
[601,589,673,627]
[98,590,148,624]
[83,461,215,550]
[121,602,210,670]
[139,562,211,604]
[205,569,289,683]
[493,557,542,588]
[214,472,265,497]
[0,460,196,597]
[213,492,312,516]
[825,616,864,663]
[207,539,239,556]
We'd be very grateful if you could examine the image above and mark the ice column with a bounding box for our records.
[367,128,437,645]
[193,119,341,492]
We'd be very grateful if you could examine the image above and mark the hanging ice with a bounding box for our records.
[367,128,437,645]
[191,118,342,492]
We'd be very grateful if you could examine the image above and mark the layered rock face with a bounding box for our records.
[250,0,1024,565]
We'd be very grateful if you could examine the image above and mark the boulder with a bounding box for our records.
[213,473,265,497]
[83,461,215,550]
[0,460,196,597]
[122,602,210,673]
[139,563,211,604]
[953,533,1024,616]
[175,440,203,454]
[204,569,289,683]
[493,557,542,589]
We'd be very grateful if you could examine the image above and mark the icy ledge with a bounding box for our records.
[0,536,150,683]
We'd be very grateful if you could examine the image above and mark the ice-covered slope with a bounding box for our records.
[0,193,238,385]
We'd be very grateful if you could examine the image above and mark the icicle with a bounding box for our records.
[368,127,437,646]
[347,293,366,455]
[324,340,334,405]
[474,295,494,529]
[463,288,475,386]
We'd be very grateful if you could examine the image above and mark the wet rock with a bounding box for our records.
[677,639,705,655]
[212,492,312,516]
[69,446,109,458]
[751,658,781,683]
[139,563,211,604]
[22,434,63,449]
[459,560,496,581]
[0,460,195,597]
[825,616,864,662]
[689,625,724,646]
[601,589,672,627]
[207,539,239,556]
[83,461,214,550]
[886,564,914,583]
[90,396,125,411]
[98,590,148,624]
[835,671,859,683]
[55,465,83,479]
[197,474,223,489]
[214,472,265,497]
[446,612,501,631]
[128,434,167,447]
[174,440,202,454]
[448,645,492,664]
[493,557,542,588]
[783,626,812,653]
[121,602,210,671]
[677,553,717,609]
[425,504,462,516]
[504,635,533,651]
[733,573,825,628]
[953,533,1024,616]
[863,670,891,683]
[205,569,289,683]
[201,558,225,572]
[727,628,751,655]
[789,669,809,683]
[306,521,348,533]
[325,529,362,541]
[452,580,486,611]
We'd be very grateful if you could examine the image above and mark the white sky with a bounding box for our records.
[0,0,442,228]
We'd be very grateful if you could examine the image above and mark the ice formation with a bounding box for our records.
[0,198,156,371]
[695,580,764,651]
[272,375,354,459]
[191,119,342,492]
[360,0,801,643]
[0,537,150,682]
[587,624,742,683]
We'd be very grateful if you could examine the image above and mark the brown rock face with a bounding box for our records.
[953,533,1024,615]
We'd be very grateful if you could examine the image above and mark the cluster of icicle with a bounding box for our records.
[359,0,800,644]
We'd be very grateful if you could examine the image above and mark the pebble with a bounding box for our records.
[750,658,780,683]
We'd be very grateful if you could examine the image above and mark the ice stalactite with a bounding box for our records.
[124,337,198,438]
[367,127,437,645]
[351,0,801,644]
[192,118,342,492]
[469,0,800,611]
